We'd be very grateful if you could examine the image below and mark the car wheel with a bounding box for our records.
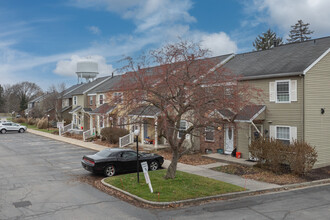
[19,128,25,133]
[149,160,159,171]
[104,165,116,177]
[1,129,6,134]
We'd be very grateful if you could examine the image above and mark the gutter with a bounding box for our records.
[240,72,302,81]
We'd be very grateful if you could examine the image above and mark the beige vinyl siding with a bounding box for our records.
[72,95,85,108]
[304,52,330,168]
[237,122,250,158]
[237,76,303,159]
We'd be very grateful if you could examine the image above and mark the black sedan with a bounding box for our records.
[81,148,164,177]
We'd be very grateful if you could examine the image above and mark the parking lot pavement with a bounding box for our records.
[0,132,157,220]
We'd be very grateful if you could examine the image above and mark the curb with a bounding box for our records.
[101,177,330,208]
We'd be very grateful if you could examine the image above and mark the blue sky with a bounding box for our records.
[1,0,330,90]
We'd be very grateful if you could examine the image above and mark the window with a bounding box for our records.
[99,116,104,128]
[73,96,77,105]
[205,126,215,142]
[276,126,290,145]
[178,120,187,139]
[113,92,123,104]
[90,96,93,106]
[276,81,290,103]
[99,94,104,105]
[73,115,77,124]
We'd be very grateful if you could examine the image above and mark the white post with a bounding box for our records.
[106,115,110,127]
[154,117,158,149]
[90,115,93,135]
[140,123,144,145]
[97,115,100,134]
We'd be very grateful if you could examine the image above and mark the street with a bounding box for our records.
[0,132,329,220]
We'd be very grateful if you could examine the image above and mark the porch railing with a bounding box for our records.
[119,132,134,148]
[59,123,72,136]
[83,127,96,142]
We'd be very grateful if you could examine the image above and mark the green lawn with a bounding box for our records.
[104,169,245,202]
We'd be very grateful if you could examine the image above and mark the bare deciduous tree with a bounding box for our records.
[113,40,260,179]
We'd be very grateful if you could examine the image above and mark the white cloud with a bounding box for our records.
[54,55,114,76]
[250,0,330,36]
[87,26,101,35]
[199,32,238,56]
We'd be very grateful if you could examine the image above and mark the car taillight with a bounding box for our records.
[84,158,95,165]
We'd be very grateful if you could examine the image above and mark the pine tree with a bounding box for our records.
[253,29,283,51]
[287,20,314,43]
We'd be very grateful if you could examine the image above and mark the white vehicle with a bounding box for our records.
[0,122,27,134]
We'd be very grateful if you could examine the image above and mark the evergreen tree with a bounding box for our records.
[253,29,283,51]
[287,20,314,43]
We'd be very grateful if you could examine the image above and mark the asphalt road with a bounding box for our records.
[0,132,329,220]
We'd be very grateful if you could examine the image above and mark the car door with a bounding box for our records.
[11,123,20,131]
[120,151,138,172]
[3,123,13,131]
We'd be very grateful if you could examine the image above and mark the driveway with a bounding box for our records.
[1,132,329,219]
[0,132,157,219]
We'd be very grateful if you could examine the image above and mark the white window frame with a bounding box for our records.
[275,80,291,103]
[177,120,187,139]
[275,125,291,144]
[113,92,123,104]
[99,94,104,105]
[73,96,77,105]
[90,96,93,105]
[205,126,215,142]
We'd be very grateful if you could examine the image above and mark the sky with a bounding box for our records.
[1,0,330,90]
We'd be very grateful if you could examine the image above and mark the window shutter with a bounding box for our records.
[269,125,276,139]
[290,126,297,143]
[269,82,276,102]
[291,80,297,102]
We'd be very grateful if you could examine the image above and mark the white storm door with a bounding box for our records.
[225,126,234,154]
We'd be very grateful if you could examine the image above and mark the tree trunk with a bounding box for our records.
[164,149,180,179]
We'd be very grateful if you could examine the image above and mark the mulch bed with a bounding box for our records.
[212,164,330,185]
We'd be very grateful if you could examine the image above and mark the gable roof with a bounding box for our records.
[62,76,112,98]
[128,105,161,117]
[234,105,266,122]
[222,36,330,79]
[88,75,122,94]
[90,103,116,115]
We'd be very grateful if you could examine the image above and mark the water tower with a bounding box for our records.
[76,61,99,83]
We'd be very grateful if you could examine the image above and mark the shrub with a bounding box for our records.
[249,138,318,175]
[14,117,26,124]
[27,118,36,125]
[100,127,129,144]
[287,141,318,175]
[37,118,48,129]
[249,138,288,173]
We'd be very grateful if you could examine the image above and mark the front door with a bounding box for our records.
[143,121,148,139]
[225,126,234,154]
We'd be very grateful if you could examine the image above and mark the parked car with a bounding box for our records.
[0,122,27,134]
[81,148,164,177]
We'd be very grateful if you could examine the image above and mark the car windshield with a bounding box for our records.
[95,149,112,157]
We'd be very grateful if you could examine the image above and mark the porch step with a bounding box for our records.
[202,153,256,167]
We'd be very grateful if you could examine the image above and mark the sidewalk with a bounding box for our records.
[27,129,280,191]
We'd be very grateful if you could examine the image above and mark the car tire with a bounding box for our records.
[149,160,159,171]
[104,165,116,177]
[19,128,25,133]
[1,129,6,134]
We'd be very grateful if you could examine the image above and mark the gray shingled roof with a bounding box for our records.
[90,103,116,115]
[88,75,122,94]
[70,76,111,96]
[222,37,330,78]
[235,105,266,122]
[128,105,161,117]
